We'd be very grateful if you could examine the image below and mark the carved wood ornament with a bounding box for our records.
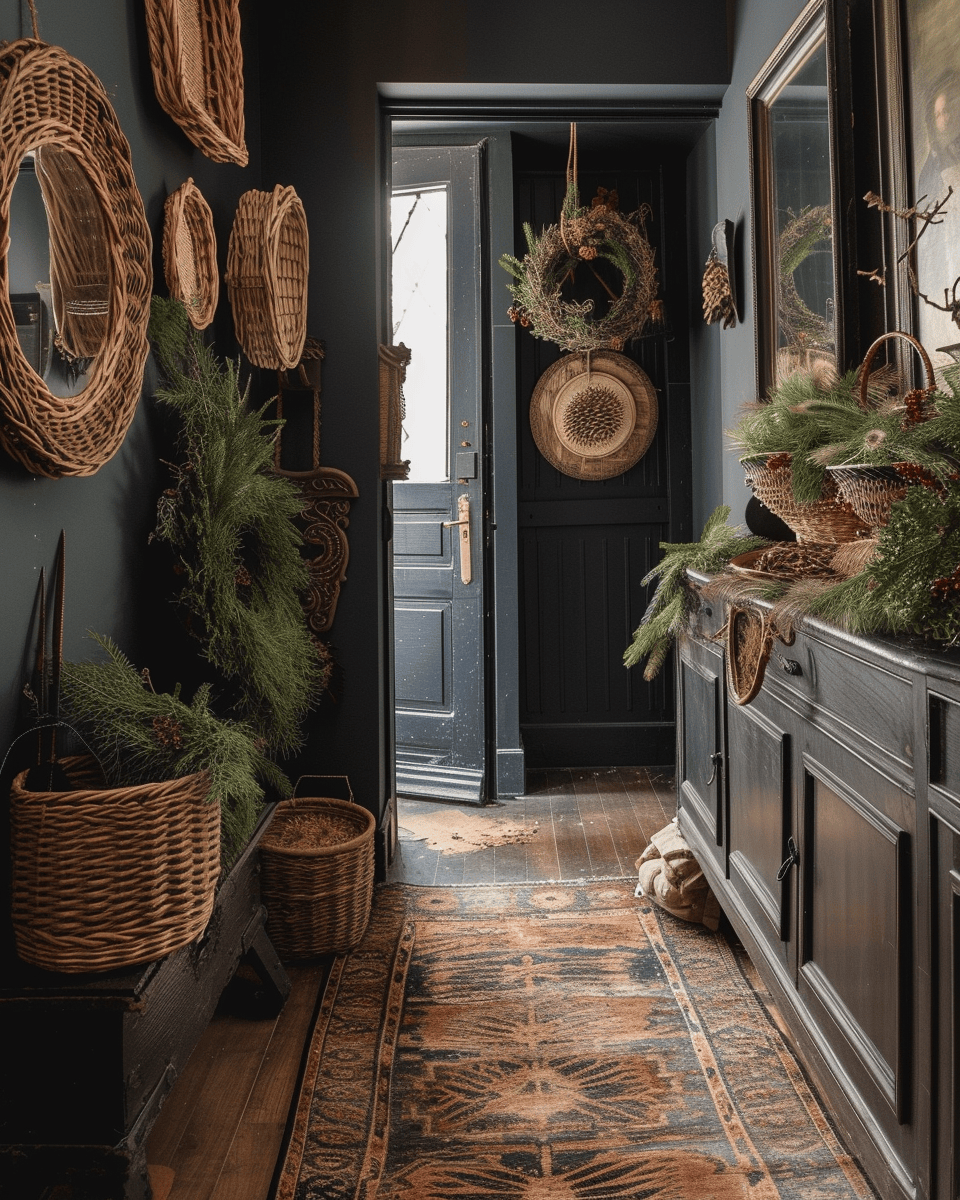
[275,341,358,633]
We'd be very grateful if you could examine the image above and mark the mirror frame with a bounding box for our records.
[0,38,152,478]
[748,0,847,399]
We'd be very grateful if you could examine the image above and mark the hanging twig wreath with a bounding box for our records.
[0,37,152,478]
[499,125,662,352]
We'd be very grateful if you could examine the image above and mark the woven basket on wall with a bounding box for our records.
[226,185,309,370]
[144,0,248,166]
[742,454,869,544]
[0,39,152,478]
[163,178,219,329]
[10,758,219,974]
[259,785,375,960]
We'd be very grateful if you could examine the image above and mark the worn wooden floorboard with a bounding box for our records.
[147,766,676,1200]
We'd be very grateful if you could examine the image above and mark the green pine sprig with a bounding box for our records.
[149,297,325,755]
[623,507,768,679]
[61,633,289,866]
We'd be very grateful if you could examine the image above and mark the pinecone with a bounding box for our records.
[152,714,184,750]
[561,385,624,450]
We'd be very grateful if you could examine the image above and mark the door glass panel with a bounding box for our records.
[391,186,448,482]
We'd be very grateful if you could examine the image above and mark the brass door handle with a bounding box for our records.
[442,494,472,584]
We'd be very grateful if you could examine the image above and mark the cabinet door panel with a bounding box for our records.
[677,636,723,876]
[799,752,912,1134]
[727,696,792,956]
[930,812,960,1200]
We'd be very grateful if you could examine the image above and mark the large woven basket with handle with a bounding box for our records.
[742,453,869,544]
[259,777,375,961]
[10,757,218,973]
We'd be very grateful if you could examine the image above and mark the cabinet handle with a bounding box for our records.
[776,836,800,881]
[705,751,722,787]
[775,653,802,676]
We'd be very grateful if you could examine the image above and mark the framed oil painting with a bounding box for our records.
[903,0,960,367]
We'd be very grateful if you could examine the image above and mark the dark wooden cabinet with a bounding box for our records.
[677,576,960,1200]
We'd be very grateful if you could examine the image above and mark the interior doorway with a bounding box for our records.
[387,115,705,805]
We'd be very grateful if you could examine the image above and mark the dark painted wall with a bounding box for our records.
[0,1,263,771]
[257,0,732,824]
[0,0,822,841]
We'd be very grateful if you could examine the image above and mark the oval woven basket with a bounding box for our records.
[741,454,869,544]
[163,177,219,329]
[725,605,773,706]
[10,758,219,974]
[144,0,248,166]
[259,792,375,960]
[226,185,309,370]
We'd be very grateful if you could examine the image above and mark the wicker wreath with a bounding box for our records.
[163,178,219,330]
[0,39,152,478]
[501,196,661,352]
[144,0,248,166]
[226,185,309,370]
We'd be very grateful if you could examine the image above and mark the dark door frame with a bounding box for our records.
[377,98,720,815]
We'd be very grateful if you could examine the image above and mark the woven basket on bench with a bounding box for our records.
[259,781,375,960]
[10,757,219,974]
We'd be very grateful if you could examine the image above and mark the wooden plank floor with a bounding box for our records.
[146,766,675,1200]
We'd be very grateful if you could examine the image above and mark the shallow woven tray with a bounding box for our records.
[163,177,219,329]
[10,758,218,973]
[226,185,309,369]
[0,39,152,478]
[260,794,375,960]
[144,0,248,166]
[729,543,841,581]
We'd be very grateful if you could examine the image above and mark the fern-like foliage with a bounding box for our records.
[623,507,768,679]
[149,297,325,754]
[61,634,289,866]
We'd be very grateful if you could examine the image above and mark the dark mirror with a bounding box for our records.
[749,3,838,396]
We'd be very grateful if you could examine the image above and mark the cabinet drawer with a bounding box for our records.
[764,631,915,792]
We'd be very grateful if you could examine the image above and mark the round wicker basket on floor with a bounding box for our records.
[260,788,375,960]
[10,758,219,974]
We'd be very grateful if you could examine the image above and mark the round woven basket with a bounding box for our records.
[741,454,869,544]
[0,39,152,478]
[10,758,218,974]
[226,185,309,370]
[259,792,375,960]
[163,178,219,329]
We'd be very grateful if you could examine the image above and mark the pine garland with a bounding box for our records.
[61,634,289,866]
[623,507,768,679]
[149,298,325,754]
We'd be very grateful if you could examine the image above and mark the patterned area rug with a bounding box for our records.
[275,881,877,1200]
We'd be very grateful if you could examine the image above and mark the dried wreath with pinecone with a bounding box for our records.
[499,128,662,352]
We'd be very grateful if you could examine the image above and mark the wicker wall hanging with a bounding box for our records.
[275,339,359,634]
[529,349,658,480]
[227,185,309,370]
[500,124,662,352]
[163,178,219,330]
[144,0,248,166]
[379,342,412,480]
[0,38,152,478]
[702,219,737,328]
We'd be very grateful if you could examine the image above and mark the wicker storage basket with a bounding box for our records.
[742,454,869,544]
[10,758,219,974]
[259,781,375,960]
[163,177,219,330]
[226,185,308,370]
